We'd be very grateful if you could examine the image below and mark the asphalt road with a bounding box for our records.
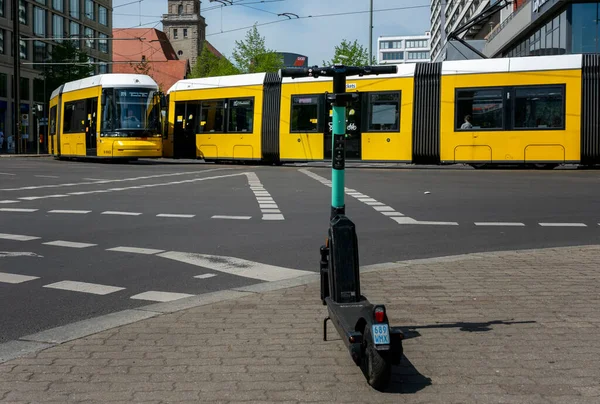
[1,157,600,343]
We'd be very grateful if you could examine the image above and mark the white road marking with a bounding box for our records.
[130,291,195,302]
[106,246,164,255]
[82,178,107,181]
[374,206,395,212]
[35,175,59,178]
[392,217,418,224]
[415,220,459,226]
[0,173,16,176]
[101,211,142,216]
[19,195,68,200]
[194,273,217,279]
[0,233,41,241]
[156,213,195,218]
[0,200,20,204]
[475,222,525,226]
[15,172,246,201]
[44,280,124,295]
[157,251,313,281]
[245,172,285,221]
[539,223,587,227]
[263,214,284,220]
[0,168,233,192]
[43,240,97,248]
[48,210,91,214]
[0,208,38,212]
[0,251,42,258]
[0,272,40,284]
[211,215,251,220]
[383,212,404,216]
[261,209,281,213]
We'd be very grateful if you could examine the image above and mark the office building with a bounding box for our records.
[377,32,431,64]
[0,0,112,154]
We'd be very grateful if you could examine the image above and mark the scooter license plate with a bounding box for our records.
[372,324,390,345]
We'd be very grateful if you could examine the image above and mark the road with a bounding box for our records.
[1,157,600,343]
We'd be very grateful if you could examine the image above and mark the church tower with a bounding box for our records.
[161,0,207,68]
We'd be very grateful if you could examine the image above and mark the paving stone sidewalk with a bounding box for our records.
[2,245,600,403]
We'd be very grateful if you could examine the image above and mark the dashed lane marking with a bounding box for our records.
[156,213,195,218]
[0,200,20,204]
[101,211,142,216]
[43,280,125,295]
[539,223,587,227]
[42,240,97,248]
[211,215,251,220]
[0,233,41,241]
[0,173,16,176]
[130,291,195,302]
[106,246,165,255]
[34,175,59,179]
[0,168,233,192]
[475,222,526,226]
[48,210,91,214]
[0,208,38,212]
[0,272,40,284]
[194,273,217,279]
[245,172,284,221]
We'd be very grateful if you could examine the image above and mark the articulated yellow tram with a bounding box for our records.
[49,74,165,160]
[164,53,600,168]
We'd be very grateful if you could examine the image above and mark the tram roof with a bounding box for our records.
[50,74,159,99]
[167,73,267,94]
[441,54,582,75]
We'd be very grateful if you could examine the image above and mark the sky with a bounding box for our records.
[111,0,431,65]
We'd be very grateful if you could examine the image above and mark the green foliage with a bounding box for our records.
[231,24,284,74]
[131,58,151,76]
[322,39,376,66]
[189,45,239,78]
[42,40,95,94]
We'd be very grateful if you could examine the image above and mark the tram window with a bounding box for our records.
[291,95,319,132]
[456,88,503,130]
[63,100,87,133]
[513,86,564,129]
[50,106,57,135]
[200,100,225,132]
[366,92,400,132]
[228,98,254,132]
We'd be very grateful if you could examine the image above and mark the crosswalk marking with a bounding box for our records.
[48,210,91,214]
[0,233,41,241]
[245,172,285,221]
[43,280,125,295]
[101,211,142,216]
[156,213,195,218]
[539,223,587,227]
[130,291,194,302]
[194,273,217,279]
[0,208,38,212]
[475,222,525,226]
[0,272,40,284]
[43,240,97,248]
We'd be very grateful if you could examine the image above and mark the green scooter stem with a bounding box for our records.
[331,105,346,218]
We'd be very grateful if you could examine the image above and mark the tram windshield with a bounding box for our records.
[101,87,162,137]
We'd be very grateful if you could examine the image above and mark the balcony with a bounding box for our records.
[483,0,532,56]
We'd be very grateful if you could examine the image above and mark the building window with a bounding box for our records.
[227,98,254,132]
[85,0,94,20]
[571,3,599,54]
[173,29,178,39]
[98,33,107,53]
[34,78,45,102]
[20,77,29,101]
[183,28,188,38]
[19,0,27,24]
[456,88,503,130]
[99,5,107,25]
[70,22,80,48]
[84,27,94,48]
[514,86,565,129]
[290,95,320,132]
[33,41,47,70]
[99,62,107,74]
[53,14,64,42]
[178,4,183,14]
[406,39,428,48]
[382,52,403,60]
[20,39,27,60]
[0,0,4,18]
[53,0,63,12]
[34,7,46,36]
[177,50,183,56]
[366,92,400,132]
[69,0,79,19]
[407,51,429,59]
[380,40,401,49]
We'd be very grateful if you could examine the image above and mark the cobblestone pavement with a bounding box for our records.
[1,245,600,403]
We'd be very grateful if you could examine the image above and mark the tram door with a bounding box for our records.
[324,95,362,160]
[173,102,198,159]
[85,98,98,156]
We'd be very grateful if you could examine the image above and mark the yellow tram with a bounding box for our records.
[49,74,165,160]
[163,53,598,168]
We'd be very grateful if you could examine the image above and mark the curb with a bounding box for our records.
[1,244,597,364]
[0,154,50,158]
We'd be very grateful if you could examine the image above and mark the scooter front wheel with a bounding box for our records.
[361,326,392,391]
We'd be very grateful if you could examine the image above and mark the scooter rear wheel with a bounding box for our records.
[361,327,391,391]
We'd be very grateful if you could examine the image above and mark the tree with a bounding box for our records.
[131,57,151,76]
[231,24,284,74]
[322,39,376,66]
[189,45,239,78]
[42,40,95,94]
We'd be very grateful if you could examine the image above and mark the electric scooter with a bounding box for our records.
[279,64,404,390]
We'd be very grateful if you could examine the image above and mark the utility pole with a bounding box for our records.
[12,0,21,153]
[439,0,447,61]
[368,0,373,63]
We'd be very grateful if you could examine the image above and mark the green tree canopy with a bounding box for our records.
[42,40,95,95]
[231,24,284,74]
[322,39,376,66]
[189,45,240,78]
